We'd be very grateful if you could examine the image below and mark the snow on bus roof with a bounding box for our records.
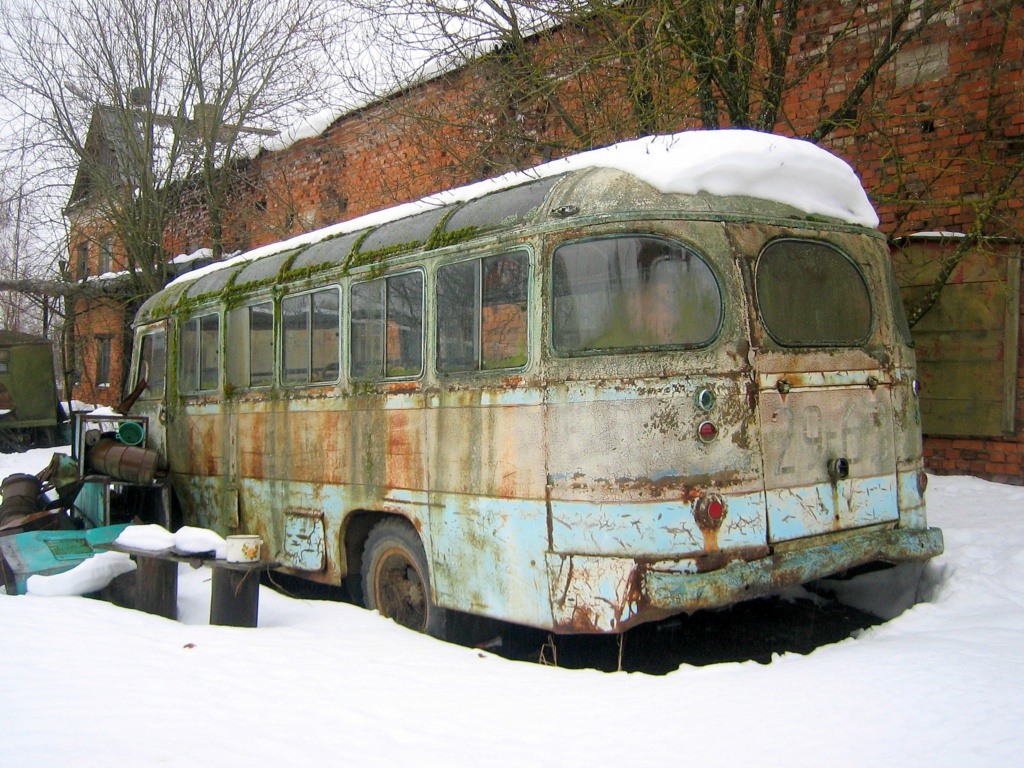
[169,130,878,288]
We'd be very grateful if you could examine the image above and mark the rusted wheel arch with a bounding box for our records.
[341,510,388,600]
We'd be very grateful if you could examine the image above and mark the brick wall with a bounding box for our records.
[200,0,1021,248]
[80,1,1024,474]
[71,299,128,407]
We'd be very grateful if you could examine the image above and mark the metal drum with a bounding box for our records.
[0,473,45,523]
[88,438,159,484]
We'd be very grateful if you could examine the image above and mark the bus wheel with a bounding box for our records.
[361,518,447,638]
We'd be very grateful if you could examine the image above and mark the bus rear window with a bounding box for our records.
[552,236,721,354]
[755,239,872,346]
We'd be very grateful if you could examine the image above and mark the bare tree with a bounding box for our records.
[346,1,954,168]
[1,0,339,288]
[0,0,344,394]
[0,139,66,336]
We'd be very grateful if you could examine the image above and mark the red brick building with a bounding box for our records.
[68,1,1023,479]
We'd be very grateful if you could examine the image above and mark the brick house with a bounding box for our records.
[67,1,1023,479]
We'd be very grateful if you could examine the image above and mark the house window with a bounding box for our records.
[96,336,113,388]
[99,236,114,274]
[76,242,89,279]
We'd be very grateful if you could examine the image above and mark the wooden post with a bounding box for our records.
[134,554,178,619]
[209,565,261,627]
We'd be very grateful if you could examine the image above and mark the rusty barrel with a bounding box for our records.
[88,437,159,484]
[0,473,45,523]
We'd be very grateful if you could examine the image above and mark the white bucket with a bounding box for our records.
[225,535,263,563]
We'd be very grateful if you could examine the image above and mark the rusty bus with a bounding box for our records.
[127,131,943,637]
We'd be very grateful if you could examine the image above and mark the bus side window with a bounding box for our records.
[180,313,220,393]
[350,272,423,380]
[282,287,340,385]
[226,302,273,388]
[137,329,166,397]
[437,251,529,373]
[552,236,721,354]
[249,302,274,386]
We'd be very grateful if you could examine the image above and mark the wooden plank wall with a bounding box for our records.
[894,239,1021,437]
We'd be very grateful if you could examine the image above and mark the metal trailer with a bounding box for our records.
[0,330,63,450]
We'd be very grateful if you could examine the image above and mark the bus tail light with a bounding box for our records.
[707,498,725,521]
[917,470,928,497]
[695,493,727,529]
[697,421,718,443]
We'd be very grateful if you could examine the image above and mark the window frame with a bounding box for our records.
[435,249,532,376]
[549,234,724,357]
[178,311,221,395]
[754,238,874,349]
[76,241,89,279]
[348,268,425,381]
[246,300,275,388]
[135,326,167,399]
[95,335,113,389]
[99,236,114,274]
[280,285,342,387]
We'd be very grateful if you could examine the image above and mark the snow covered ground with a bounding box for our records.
[2,446,1022,767]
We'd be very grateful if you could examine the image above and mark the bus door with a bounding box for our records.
[116,322,173,528]
[752,238,900,545]
[132,322,169,460]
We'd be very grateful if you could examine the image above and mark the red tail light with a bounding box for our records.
[707,499,725,521]
[694,493,727,529]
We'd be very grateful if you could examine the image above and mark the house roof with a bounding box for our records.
[65,105,139,213]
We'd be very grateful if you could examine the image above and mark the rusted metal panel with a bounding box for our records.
[543,377,759,504]
[427,387,546,500]
[428,494,552,628]
[549,489,766,558]
[547,553,642,633]
[644,527,943,618]
[764,477,898,543]
[896,464,928,529]
[283,510,326,571]
[758,381,899,543]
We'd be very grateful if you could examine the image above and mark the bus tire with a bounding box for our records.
[361,518,447,639]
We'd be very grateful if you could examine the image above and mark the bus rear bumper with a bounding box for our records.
[644,526,944,618]
[547,527,943,633]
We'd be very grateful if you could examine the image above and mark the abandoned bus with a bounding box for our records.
[128,131,943,636]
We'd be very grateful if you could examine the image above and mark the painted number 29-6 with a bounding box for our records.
[772,401,880,477]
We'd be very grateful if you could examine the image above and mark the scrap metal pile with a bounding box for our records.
[1,416,164,594]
